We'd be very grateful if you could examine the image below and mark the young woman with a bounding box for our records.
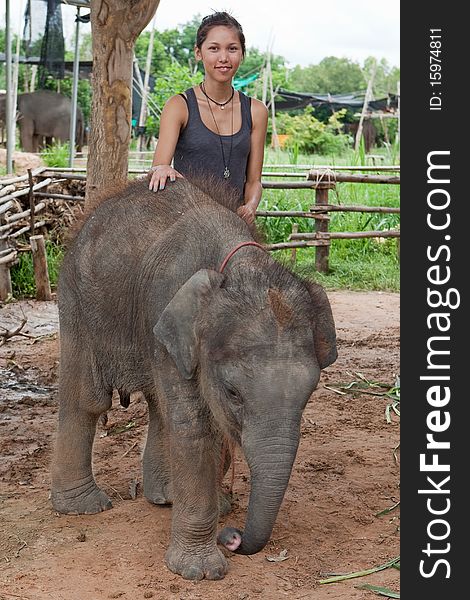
[148,12,268,225]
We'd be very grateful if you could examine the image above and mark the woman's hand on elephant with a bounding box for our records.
[149,165,184,192]
[237,201,257,225]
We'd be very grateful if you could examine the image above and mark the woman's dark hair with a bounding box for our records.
[196,11,246,57]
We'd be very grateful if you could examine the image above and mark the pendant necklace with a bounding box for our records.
[202,84,234,179]
[200,82,234,110]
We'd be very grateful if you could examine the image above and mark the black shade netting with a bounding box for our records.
[23,0,65,87]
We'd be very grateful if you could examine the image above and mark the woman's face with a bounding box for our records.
[195,26,243,82]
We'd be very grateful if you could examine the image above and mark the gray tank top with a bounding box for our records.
[174,87,252,202]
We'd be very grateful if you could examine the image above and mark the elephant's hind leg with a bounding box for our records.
[51,350,113,515]
[143,395,172,505]
[19,116,35,153]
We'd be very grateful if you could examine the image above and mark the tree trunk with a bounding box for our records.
[86,0,160,208]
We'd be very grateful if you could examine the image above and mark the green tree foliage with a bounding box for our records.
[160,16,201,70]
[135,16,201,74]
[287,55,399,98]
[363,56,400,96]
[145,62,203,137]
[135,31,174,73]
[275,106,350,155]
[65,31,93,61]
[288,57,366,94]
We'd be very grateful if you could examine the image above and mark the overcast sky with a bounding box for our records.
[4,0,399,68]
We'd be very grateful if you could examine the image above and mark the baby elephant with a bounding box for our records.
[51,177,337,580]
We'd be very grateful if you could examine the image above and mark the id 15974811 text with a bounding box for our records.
[429,29,443,111]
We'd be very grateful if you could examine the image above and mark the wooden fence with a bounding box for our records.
[0,165,400,299]
[259,168,400,272]
[0,167,54,300]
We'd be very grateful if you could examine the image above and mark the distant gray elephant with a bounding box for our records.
[0,90,84,152]
[51,177,337,580]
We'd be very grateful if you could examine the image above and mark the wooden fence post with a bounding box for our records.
[290,223,298,264]
[30,234,52,301]
[0,240,14,300]
[314,184,332,273]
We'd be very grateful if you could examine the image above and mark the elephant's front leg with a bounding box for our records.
[163,382,227,580]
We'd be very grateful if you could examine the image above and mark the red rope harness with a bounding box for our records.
[218,241,265,273]
[217,241,265,495]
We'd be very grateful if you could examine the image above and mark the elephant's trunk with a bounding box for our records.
[218,418,301,555]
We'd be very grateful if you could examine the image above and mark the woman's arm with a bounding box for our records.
[237,98,269,224]
[149,95,187,191]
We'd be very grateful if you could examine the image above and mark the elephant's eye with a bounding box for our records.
[224,383,243,405]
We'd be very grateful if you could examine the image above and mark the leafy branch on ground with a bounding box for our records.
[324,371,400,423]
[319,555,400,585]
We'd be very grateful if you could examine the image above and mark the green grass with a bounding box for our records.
[259,147,400,292]
[11,241,64,298]
[39,142,70,168]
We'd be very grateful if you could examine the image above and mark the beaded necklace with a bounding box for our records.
[200,82,235,110]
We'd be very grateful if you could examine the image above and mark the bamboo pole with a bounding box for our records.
[34,192,85,202]
[30,64,37,92]
[0,185,16,198]
[290,230,400,240]
[0,166,47,186]
[138,13,157,152]
[262,181,327,189]
[261,64,268,105]
[0,249,17,265]
[12,2,23,142]
[257,205,400,216]
[69,5,81,168]
[308,170,400,184]
[267,53,280,149]
[0,177,52,205]
[263,164,400,171]
[8,220,46,239]
[0,201,15,216]
[262,172,311,178]
[355,59,376,151]
[5,0,14,174]
[261,171,393,177]
[40,173,87,182]
[30,234,52,301]
[0,202,46,232]
[266,240,329,251]
[28,168,35,237]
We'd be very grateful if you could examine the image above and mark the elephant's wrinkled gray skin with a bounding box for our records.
[51,177,337,581]
[0,90,84,152]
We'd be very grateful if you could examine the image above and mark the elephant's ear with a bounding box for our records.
[304,281,338,369]
[154,269,224,380]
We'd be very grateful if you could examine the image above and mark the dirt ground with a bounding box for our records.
[0,291,400,600]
